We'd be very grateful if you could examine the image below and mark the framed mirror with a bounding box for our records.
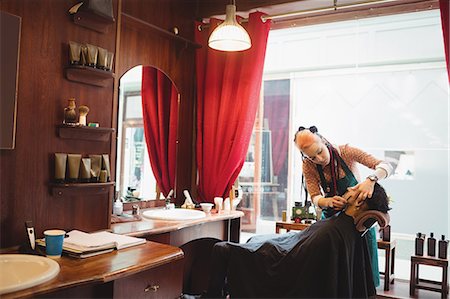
[116,65,179,202]
[0,11,21,149]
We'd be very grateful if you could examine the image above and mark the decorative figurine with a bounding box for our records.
[78,105,89,126]
[64,98,77,125]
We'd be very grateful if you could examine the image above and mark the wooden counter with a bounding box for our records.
[3,241,184,299]
[3,210,243,298]
[111,210,244,246]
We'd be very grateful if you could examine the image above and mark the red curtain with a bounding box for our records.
[141,67,178,196]
[195,12,271,202]
[440,0,450,81]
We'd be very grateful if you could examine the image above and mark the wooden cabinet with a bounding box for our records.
[43,259,184,298]
[113,259,183,299]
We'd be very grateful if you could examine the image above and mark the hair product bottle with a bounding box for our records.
[415,233,425,256]
[427,232,436,257]
[438,235,448,259]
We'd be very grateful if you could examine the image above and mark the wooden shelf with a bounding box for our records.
[72,9,115,34]
[57,125,115,142]
[50,182,115,197]
[65,65,115,87]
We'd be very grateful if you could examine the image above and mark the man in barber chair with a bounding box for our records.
[206,183,390,298]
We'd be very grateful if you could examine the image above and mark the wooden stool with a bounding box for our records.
[410,255,448,298]
[377,239,396,291]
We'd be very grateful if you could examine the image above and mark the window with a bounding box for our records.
[238,80,290,233]
[239,10,449,280]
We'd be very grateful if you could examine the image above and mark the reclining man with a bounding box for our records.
[206,183,390,298]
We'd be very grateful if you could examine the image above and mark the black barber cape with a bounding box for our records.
[221,213,375,298]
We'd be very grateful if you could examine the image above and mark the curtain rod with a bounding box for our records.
[261,0,401,21]
[199,0,407,30]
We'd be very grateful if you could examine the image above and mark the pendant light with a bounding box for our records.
[208,0,251,52]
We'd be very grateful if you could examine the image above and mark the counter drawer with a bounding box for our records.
[113,258,183,299]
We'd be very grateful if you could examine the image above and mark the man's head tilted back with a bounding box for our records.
[346,183,391,214]
[366,183,390,213]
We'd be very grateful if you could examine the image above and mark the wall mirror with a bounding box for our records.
[0,11,21,149]
[116,65,179,202]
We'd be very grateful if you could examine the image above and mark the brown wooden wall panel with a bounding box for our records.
[0,0,197,249]
[0,0,118,249]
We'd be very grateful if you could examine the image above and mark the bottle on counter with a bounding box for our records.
[427,232,436,257]
[415,232,425,256]
[438,235,448,259]
[113,198,123,216]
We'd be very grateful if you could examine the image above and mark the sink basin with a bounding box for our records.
[142,208,206,221]
[0,254,60,295]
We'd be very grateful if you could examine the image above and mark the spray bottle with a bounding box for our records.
[427,232,436,257]
[438,235,448,259]
[415,232,425,256]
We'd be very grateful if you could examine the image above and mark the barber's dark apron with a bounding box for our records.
[317,156,380,287]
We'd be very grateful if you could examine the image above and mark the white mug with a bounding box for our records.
[214,197,223,212]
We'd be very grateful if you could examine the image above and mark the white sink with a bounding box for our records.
[142,208,206,221]
[0,254,60,295]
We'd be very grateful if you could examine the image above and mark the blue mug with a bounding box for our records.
[44,229,66,258]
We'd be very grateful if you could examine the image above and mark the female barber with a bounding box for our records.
[294,126,392,287]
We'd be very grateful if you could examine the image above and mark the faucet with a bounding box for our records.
[165,189,174,209]
[181,190,196,209]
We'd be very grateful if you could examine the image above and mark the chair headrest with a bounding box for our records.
[354,210,390,235]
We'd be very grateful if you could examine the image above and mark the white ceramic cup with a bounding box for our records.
[214,197,223,212]
[200,203,214,213]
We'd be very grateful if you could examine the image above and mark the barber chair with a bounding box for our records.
[180,237,222,296]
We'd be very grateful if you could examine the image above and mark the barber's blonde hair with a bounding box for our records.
[294,130,318,150]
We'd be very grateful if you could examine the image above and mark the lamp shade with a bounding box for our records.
[208,4,251,51]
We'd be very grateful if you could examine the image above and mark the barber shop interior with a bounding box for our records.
[1,0,449,298]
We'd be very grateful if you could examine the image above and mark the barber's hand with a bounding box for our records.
[348,179,376,202]
[327,196,347,210]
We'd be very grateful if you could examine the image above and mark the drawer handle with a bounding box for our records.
[144,284,160,292]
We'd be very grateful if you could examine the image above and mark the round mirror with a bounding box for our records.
[116,65,179,202]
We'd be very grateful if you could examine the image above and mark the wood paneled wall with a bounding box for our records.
[0,0,197,249]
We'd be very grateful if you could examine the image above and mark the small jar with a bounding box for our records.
[113,199,123,215]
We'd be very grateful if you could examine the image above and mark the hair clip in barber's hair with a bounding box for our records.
[297,126,318,134]
[294,125,319,142]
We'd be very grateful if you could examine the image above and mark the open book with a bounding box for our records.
[63,230,146,252]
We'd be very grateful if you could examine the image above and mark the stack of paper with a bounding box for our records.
[37,230,146,258]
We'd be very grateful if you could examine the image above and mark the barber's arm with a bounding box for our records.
[304,162,348,210]
[314,195,347,210]
[349,162,393,201]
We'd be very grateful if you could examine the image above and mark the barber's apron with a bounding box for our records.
[317,156,380,287]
